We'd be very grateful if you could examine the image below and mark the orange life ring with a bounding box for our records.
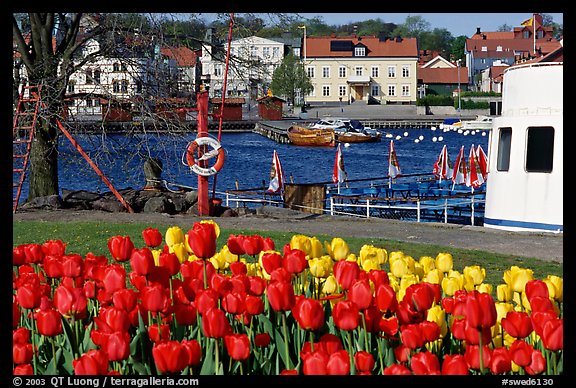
[185,136,225,176]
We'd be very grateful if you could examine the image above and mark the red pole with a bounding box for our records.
[196,90,210,216]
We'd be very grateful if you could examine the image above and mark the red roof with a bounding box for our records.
[306,35,418,58]
[160,46,197,67]
[417,67,469,84]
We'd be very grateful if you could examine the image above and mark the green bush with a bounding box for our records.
[456,99,490,109]
[416,95,454,106]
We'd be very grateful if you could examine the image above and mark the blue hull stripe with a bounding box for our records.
[483,217,563,232]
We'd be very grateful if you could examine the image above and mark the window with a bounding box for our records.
[401,85,410,97]
[121,80,129,93]
[214,64,223,77]
[523,30,530,39]
[250,46,258,57]
[272,47,280,58]
[339,85,346,97]
[135,80,143,94]
[322,66,330,78]
[67,81,75,93]
[402,65,410,78]
[85,69,93,84]
[113,63,121,72]
[388,66,396,78]
[94,69,101,84]
[496,45,503,52]
[263,47,270,58]
[112,80,120,93]
[354,46,366,56]
[388,85,396,96]
[322,85,330,97]
[371,85,379,96]
[481,46,487,52]
[339,66,346,78]
[355,66,363,76]
[86,98,93,108]
[121,63,127,72]
[497,127,512,171]
[307,66,315,78]
[371,66,379,77]
[526,126,554,172]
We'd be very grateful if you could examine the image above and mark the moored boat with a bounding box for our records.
[336,130,381,143]
[287,125,335,147]
[460,115,493,131]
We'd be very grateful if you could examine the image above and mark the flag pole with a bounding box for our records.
[533,13,536,55]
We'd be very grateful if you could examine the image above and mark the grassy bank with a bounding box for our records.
[13,220,562,286]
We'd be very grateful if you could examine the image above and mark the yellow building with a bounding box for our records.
[303,34,419,105]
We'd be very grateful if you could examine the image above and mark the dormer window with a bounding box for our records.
[496,45,502,52]
[354,46,366,56]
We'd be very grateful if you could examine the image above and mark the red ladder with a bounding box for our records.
[13,84,42,213]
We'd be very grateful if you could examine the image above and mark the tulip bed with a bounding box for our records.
[13,220,563,375]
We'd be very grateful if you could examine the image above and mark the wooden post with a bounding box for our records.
[196,90,209,216]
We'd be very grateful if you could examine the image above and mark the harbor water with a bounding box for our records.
[17,126,489,203]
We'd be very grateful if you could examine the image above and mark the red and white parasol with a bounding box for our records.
[332,143,347,193]
[451,145,467,189]
[267,150,285,193]
[476,144,488,181]
[388,140,401,179]
[466,144,485,189]
[432,144,452,182]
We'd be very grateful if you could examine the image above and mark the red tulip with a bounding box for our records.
[354,351,375,373]
[23,243,44,264]
[509,339,533,367]
[267,280,295,312]
[158,252,180,276]
[187,222,217,259]
[42,239,66,256]
[383,363,412,375]
[404,282,437,312]
[464,344,492,371]
[420,320,441,343]
[202,307,231,338]
[112,288,138,312]
[283,248,307,274]
[152,340,189,374]
[255,333,271,347]
[142,227,163,248]
[95,306,131,333]
[245,295,264,316]
[224,333,251,361]
[379,316,399,337]
[410,351,441,375]
[441,354,469,375]
[53,285,88,319]
[333,260,360,290]
[248,276,266,296]
[13,364,33,375]
[35,308,63,337]
[525,279,549,302]
[326,349,350,375]
[260,252,283,275]
[348,279,373,310]
[13,245,26,266]
[16,283,41,309]
[375,283,398,313]
[140,284,170,313]
[174,303,197,326]
[393,344,411,363]
[501,311,533,339]
[262,237,275,251]
[525,349,547,375]
[13,343,33,365]
[465,290,497,329]
[226,234,246,256]
[13,327,30,344]
[490,347,512,374]
[102,331,130,361]
[280,369,299,375]
[73,349,109,375]
[242,235,264,256]
[195,288,219,315]
[222,291,246,315]
[541,317,563,351]
[530,310,558,338]
[130,248,156,276]
[182,339,202,366]
[401,323,425,349]
[302,349,329,375]
[529,296,555,313]
[102,264,126,294]
[292,297,325,331]
[107,235,134,262]
[148,323,170,343]
[333,300,360,330]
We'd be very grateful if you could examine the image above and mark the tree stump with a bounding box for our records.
[143,157,163,191]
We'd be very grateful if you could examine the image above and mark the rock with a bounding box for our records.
[91,197,127,212]
[21,195,63,209]
[221,208,238,217]
[143,157,163,190]
[143,196,176,214]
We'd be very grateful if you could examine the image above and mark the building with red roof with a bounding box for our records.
[302,34,419,105]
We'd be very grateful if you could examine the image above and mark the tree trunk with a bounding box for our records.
[27,120,59,200]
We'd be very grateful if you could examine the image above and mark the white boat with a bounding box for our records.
[483,61,563,233]
[461,115,493,131]
[310,118,373,132]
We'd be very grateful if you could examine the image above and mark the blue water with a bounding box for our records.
[16,127,489,203]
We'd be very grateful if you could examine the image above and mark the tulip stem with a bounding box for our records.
[281,313,292,370]
[51,336,57,372]
[361,312,369,351]
[478,331,484,374]
[347,330,356,375]
[214,338,221,375]
[29,310,37,375]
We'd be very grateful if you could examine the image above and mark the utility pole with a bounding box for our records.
[457,59,462,112]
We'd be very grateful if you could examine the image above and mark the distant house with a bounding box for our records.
[417,55,468,97]
[303,34,419,105]
[160,46,199,96]
[479,61,509,93]
[464,13,561,90]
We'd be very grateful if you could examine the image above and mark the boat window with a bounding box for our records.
[497,127,512,171]
[526,126,554,173]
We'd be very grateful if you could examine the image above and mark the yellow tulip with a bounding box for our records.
[359,244,387,266]
[503,266,534,293]
[413,262,425,280]
[435,252,453,273]
[309,255,333,278]
[544,275,563,302]
[290,234,312,255]
[496,284,513,302]
[441,271,464,296]
[200,220,220,238]
[399,273,419,293]
[209,251,227,271]
[324,237,350,261]
[258,250,280,280]
[242,260,262,277]
[360,258,380,272]
[389,256,410,278]
[463,265,486,286]
[219,245,239,264]
[387,275,400,293]
[495,302,515,323]
[388,251,405,263]
[419,256,436,274]
[427,305,448,337]
[165,226,185,247]
[476,283,493,295]
[423,268,444,285]
[151,249,161,266]
[322,275,338,295]
[346,253,358,262]
[170,242,190,263]
[309,237,324,259]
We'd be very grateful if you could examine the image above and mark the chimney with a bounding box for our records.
[476,27,481,35]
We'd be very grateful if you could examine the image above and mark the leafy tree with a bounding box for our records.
[497,23,513,32]
[269,53,312,108]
